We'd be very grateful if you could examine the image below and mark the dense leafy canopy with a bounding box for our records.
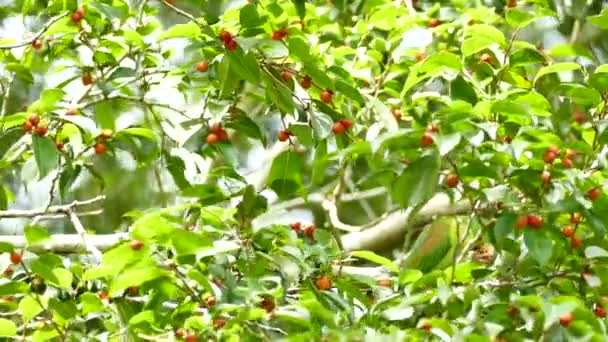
[2,0,608,341]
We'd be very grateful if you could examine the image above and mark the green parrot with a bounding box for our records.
[401,217,459,272]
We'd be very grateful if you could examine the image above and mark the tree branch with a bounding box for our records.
[0,233,129,254]
[0,13,69,50]
[0,196,105,218]
[67,209,103,264]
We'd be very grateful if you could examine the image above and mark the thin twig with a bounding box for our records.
[67,209,103,264]
[0,195,105,218]
[0,12,69,50]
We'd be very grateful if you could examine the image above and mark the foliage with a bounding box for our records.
[1,0,608,341]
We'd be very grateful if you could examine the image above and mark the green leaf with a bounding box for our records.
[288,36,313,62]
[493,213,516,250]
[171,230,212,257]
[19,295,43,322]
[291,0,306,19]
[79,292,105,314]
[267,151,303,198]
[225,114,266,146]
[24,226,50,245]
[109,259,168,296]
[181,184,225,204]
[49,298,77,321]
[227,50,261,83]
[236,185,268,223]
[0,318,15,337]
[523,229,553,265]
[350,251,399,273]
[131,212,176,244]
[392,153,441,208]
[159,22,201,40]
[0,282,29,296]
[32,135,59,179]
[589,64,608,92]
[240,4,264,27]
[335,79,364,105]
[38,89,65,112]
[310,111,333,140]
[30,256,72,289]
[462,24,506,56]
[534,62,582,84]
[588,8,608,29]
[288,123,314,147]
[505,8,540,28]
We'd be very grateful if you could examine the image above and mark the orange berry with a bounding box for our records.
[565,149,576,159]
[562,226,575,237]
[82,73,93,85]
[55,141,64,151]
[94,143,106,154]
[195,60,209,72]
[300,76,312,89]
[129,240,144,250]
[289,222,301,233]
[543,150,556,164]
[205,295,217,307]
[573,111,586,124]
[304,224,315,240]
[32,39,43,50]
[65,108,77,116]
[527,215,543,228]
[3,267,13,277]
[559,312,574,326]
[100,129,113,140]
[561,158,573,168]
[570,213,582,224]
[571,237,582,249]
[480,53,493,63]
[213,318,226,329]
[35,124,47,137]
[206,133,219,145]
[427,18,440,27]
[587,188,601,201]
[595,304,607,318]
[28,114,40,125]
[225,39,238,51]
[9,251,22,265]
[209,123,222,134]
[332,121,346,135]
[23,121,34,133]
[392,108,402,121]
[446,174,459,188]
[278,130,290,142]
[320,90,333,104]
[217,130,229,142]
[416,52,427,62]
[281,71,292,82]
[175,328,185,338]
[421,132,433,147]
[506,0,517,7]
[377,279,393,287]
[541,170,551,185]
[219,31,232,43]
[315,275,332,291]
[340,118,353,130]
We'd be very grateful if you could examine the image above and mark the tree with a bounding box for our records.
[1,0,608,340]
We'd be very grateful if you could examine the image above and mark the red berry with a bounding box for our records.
[562,226,575,237]
[320,90,333,103]
[427,18,440,27]
[507,0,517,7]
[446,174,459,188]
[571,237,582,249]
[527,215,544,229]
[32,39,43,50]
[543,150,556,164]
[98,290,109,300]
[185,335,199,342]
[595,304,607,318]
[570,213,582,224]
[332,122,346,135]
[281,71,292,82]
[3,267,13,277]
[300,76,312,89]
[421,132,434,147]
[559,312,574,326]
[290,222,301,233]
[210,123,222,134]
[82,73,93,86]
[55,141,64,151]
[35,124,47,137]
[205,295,217,307]
[217,130,229,142]
[304,224,315,240]
[315,275,332,291]
[340,118,353,130]
[573,111,586,124]
[9,251,22,265]
[225,39,238,51]
[129,240,144,251]
[271,31,286,41]
[28,114,40,126]
[206,133,219,145]
[420,322,432,331]
[548,145,559,154]
[480,53,493,63]
[94,143,106,154]
[71,8,84,23]
[541,170,551,185]
[260,297,275,313]
[416,52,427,62]
[588,188,601,201]
[561,158,573,168]
[100,129,113,140]
[278,130,290,142]
[195,60,209,72]
[392,109,402,121]
[128,286,139,295]
[219,31,232,43]
[23,121,34,133]
[515,215,528,229]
